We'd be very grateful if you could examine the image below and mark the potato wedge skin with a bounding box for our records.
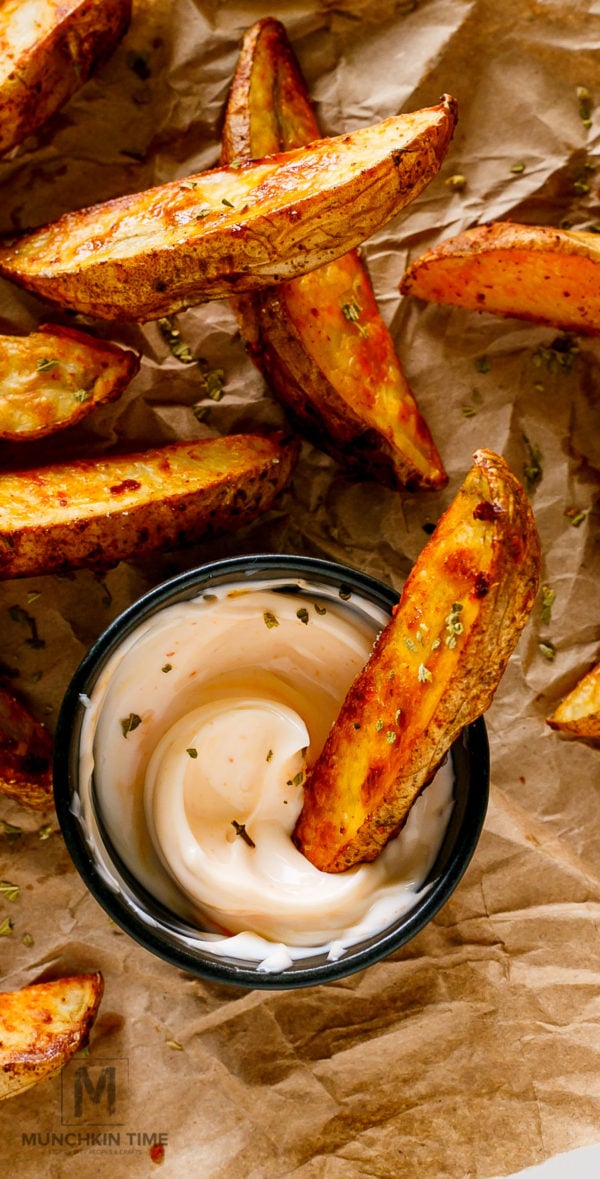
[0,324,140,441]
[0,687,53,810]
[0,433,298,578]
[293,449,541,871]
[0,0,132,156]
[221,18,447,491]
[0,973,103,1101]
[0,100,457,321]
[547,660,600,739]
[400,221,600,336]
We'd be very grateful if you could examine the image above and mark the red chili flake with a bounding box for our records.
[150,1144,165,1164]
[109,479,142,495]
[473,500,504,521]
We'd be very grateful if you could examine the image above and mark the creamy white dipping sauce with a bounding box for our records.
[78,579,454,970]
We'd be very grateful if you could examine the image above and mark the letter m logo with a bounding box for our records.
[61,1058,128,1125]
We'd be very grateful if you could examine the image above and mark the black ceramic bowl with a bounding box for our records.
[54,554,489,990]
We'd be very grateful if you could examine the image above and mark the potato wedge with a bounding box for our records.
[0,324,140,441]
[0,973,103,1101]
[400,221,600,335]
[0,432,298,578]
[0,686,53,810]
[547,660,600,739]
[221,18,447,491]
[0,0,131,156]
[294,449,541,871]
[0,99,457,321]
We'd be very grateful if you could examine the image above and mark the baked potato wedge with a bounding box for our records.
[0,98,457,321]
[0,324,140,441]
[547,660,600,739]
[400,222,600,335]
[0,686,53,810]
[0,432,298,578]
[294,449,541,872]
[221,18,447,491]
[0,973,103,1101]
[0,0,131,157]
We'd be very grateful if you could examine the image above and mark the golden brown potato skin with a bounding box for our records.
[0,687,53,810]
[547,660,600,739]
[0,433,298,578]
[294,449,541,872]
[0,100,457,321]
[221,18,447,491]
[0,324,140,441]
[0,973,104,1101]
[0,0,132,156]
[400,222,600,335]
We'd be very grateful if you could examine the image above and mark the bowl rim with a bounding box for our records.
[54,553,490,990]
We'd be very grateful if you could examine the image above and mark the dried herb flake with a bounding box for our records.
[121,712,142,738]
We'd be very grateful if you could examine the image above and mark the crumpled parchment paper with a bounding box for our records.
[0,1,599,1175]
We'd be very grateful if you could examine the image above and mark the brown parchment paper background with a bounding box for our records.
[1,1,599,1175]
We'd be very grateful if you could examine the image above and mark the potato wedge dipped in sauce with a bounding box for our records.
[0,686,53,810]
[0,0,131,156]
[0,99,457,321]
[0,974,104,1101]
[0,325,139,441]
[294,449,541,872]
[400,222,600,335]
[221,18,447,491]
[0,433,298,578]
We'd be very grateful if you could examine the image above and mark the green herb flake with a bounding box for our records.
[339,588,351,601]
[418,663,433,683]
[205,369,225,401]
[26,591,41,604]
[222,197,235,208]
[461,403,478,418]
[263,611,279,630]
[36,357,59,373]
[314,602,327,615]
[157,316,194,364]
[576,85,593,129]
[539,640,556,662]
[121,712,142,738]
[22,932,34,948]
[445,173,467,192]
[431,637,441,650]
[445,602,464,648]
[531,336,579,375]
[180,179,197,191]
[186,747,198,759]
[474,355,491,373]
[0,880,19,902]
[231,820,256,848]
[566,507,586,527]
[166,1039,184,1051]
[73,388,91,403]
[523,436,543,494]
[161,663,173,673]
[0,917,13,937]
[292,771,305,787]
[266,749,273,763]
[540,585,555,626]
[404,637,418,653]
[195,208,211,220]
[386,731,397,744]
[510,161,526,174]
[375,719,384,732]
[38,823,53,840]
[296,607,309,625]
[341,298,368,337]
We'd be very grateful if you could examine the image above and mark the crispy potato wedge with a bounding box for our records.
[294,449,541,871]
[0,973,103,1101]
[0,432,298,578]
[0,686,53,809]
[0,0,131,156]
[0,98,457,321]
[400,221,600,335]
[0,324,140,441]
[547,660,600,739]
[221,18,447,491]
